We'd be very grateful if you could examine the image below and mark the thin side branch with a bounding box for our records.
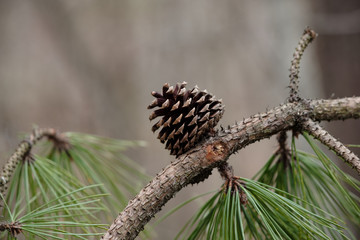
[276,131,291,167]
[277,131,288,151]
[0,221,22,236]
[288,27,317,102]
[0,128,68,204]
[217,162,234,181]
[101,96,360,240]
[302,119,360,174]
[218,162,247,204]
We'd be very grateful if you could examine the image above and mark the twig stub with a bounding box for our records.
[0,221,22,236]
[205,141,228,163]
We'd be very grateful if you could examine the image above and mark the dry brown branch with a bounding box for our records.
[101,97,360,240]
[302,119,360,174]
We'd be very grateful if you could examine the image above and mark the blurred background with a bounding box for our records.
[0,0,359,239]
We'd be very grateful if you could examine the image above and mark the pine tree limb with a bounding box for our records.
[302,119,360,174]
[101,96,360,240]
[310,97,360,121]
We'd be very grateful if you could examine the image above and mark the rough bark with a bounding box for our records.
[101,97,360,240]
[288,27,317,103]
[302,119,360,174]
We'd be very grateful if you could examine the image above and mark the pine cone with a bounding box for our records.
[148,82,224,156]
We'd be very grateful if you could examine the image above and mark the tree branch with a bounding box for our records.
[302,119,360,174]
[101,97,360,240]
[310,97,360,121]
[0,128,69,205]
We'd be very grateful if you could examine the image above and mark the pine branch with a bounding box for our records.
[288,27,317,102]
[0,128,69,205]
[101,97,360,240]
[100,27,360,239]
[0,27,354,239]
[302,119,360,174]
[310,97,360,121]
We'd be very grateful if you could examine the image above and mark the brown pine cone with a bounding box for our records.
[148,82,224,156]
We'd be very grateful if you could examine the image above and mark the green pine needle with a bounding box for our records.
[154,191,216,226]
[177,132,359,239]
[1,185,107,239]
[3,132,153,239]
[254,132,360,238]
[45,132,149,213]
[57,133,153,239]
[177,178,347,240]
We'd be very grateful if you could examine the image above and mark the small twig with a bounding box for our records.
[218,163,236,193]
[302,119,360,175]
[0,221,22,236]
[288,27,317,102]
[276,131,292,169]
[218,162,234,181]
[46,131,72,153]
[217,163,247,204]
[0,128,69,204]
[277,131,287,151]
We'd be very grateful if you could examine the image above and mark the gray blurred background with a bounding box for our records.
[0,0,359,239]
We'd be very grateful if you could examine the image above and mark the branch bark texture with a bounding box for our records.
[288,27,317,102]
[302,119,360,174]
[101,97,360,240]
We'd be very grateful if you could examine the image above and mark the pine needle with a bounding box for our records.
[177,178,346,240]
[1,185,107,239]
